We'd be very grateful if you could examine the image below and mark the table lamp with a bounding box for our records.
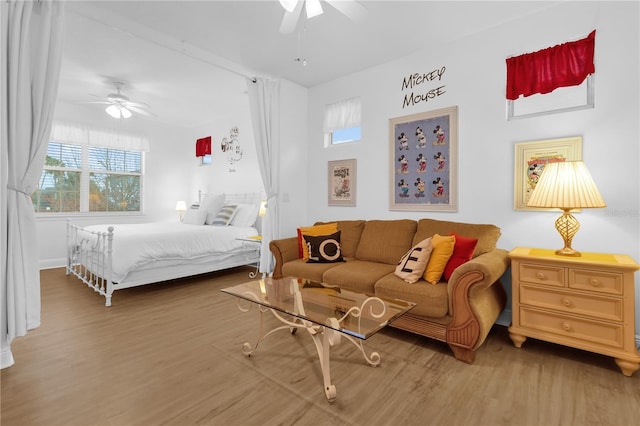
[527,161,606,257]
[175,200,187,221]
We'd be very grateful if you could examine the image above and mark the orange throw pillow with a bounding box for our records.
[423,234,456,284]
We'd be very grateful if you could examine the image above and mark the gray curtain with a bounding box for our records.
[1,0,66,368]
[246,77,280,274]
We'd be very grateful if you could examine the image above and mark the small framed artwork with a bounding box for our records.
[389,106,458,211]
[328,159,356,206]
[514,136,582,211]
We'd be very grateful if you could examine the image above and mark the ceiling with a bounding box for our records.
[58,0,562,129]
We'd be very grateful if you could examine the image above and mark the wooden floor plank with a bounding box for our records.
[2,267,639,426]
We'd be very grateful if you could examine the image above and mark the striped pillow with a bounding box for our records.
[209,205,237,226]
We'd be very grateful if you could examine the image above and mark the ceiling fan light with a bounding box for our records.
[105,104,121,119]
[279,0,298,13]
[305,0,323,18]
[120,107,132,119]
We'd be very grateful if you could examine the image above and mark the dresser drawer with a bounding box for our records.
[569,269,623,295]
[519,263,564,287]
[520,284,623,322]
[520,307,624,348]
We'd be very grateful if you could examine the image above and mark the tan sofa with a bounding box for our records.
[269,218,509,363]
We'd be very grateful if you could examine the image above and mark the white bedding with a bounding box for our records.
[79,222,259,282]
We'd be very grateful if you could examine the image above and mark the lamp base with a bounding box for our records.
[554,209,581,257]
[555,247,581,257]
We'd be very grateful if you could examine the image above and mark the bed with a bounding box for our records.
[66,192,263,306]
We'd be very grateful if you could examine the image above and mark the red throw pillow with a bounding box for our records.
[443,232,478,280]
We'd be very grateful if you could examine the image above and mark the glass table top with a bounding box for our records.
[221,276,415,339]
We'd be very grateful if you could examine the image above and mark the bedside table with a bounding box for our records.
[508,247,640,376]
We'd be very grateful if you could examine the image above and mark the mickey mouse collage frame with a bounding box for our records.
[389,106,458,211]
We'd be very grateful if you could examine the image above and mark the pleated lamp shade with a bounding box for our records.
[527,161,605,209]
[527,161,605,257]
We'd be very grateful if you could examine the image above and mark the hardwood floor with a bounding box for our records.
[2,267,639,426]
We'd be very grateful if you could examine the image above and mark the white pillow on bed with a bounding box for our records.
[182,207,207,225]
[230,204,260,227]
[201,193,225,225]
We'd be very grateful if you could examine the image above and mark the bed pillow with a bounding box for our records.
[297,223,338,259]
[443,233,478,281]
[209,205,238,226]
[182,206,207,225]
[230,203,260,227]
[305,231,345,263]
[202,193,226,225]
[423,234,456,284]
[394,237,433,284]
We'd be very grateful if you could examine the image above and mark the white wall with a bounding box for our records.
[304,2,640,330]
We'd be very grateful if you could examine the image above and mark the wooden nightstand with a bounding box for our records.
[508,247,640,376]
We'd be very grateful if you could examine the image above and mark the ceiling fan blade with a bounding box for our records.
[279,0,303,34]
[124,100,151,109]
[326,0,368,22]
[127,105,156,117]
[76,101,111,105]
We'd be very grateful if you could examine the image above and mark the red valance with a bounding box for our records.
[506,30,596,100]
[195,136,211,157]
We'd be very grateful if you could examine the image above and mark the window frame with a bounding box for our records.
[34,141,145,216]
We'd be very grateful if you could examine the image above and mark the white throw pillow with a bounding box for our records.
[230,204,260,227]
[182,207,207,225]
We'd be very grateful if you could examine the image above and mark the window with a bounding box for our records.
[323,97,361,146]
[33,142,82,213]
[88,147,142,212]
[33,122,148,214]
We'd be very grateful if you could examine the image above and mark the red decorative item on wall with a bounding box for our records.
[195,136,212,157]
[506,30,596,100]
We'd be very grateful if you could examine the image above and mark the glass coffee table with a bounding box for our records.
[221,276,415,402]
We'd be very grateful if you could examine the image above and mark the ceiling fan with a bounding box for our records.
[278,0,367,34]
[82,82,154,119]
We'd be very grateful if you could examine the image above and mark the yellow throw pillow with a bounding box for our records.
[423,234,456,284]
[394,237,433,283]
[297,223,338,260]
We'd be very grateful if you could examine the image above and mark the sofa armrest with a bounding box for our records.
[269,237,299,279]
[447,248,510,298]
[444,248,510,356]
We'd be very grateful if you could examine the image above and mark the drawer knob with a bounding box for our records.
[589,278,600,287]
[536,272,546,280]
[561,298,572,307]
[562,322,572,331]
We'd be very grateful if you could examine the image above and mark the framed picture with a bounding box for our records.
[389,106,458,211]
[514,136,582,211]
[328,159,356,206]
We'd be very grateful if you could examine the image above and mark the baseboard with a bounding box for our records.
[40,258,66,270]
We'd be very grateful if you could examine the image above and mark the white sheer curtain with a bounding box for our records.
[322,97,361,133]
[1,0,66,369]
[246,77,280,274]
[51,121,150,151]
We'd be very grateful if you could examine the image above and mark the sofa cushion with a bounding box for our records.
[322,260,396,295]
[355,220,417,265]
[423,234,456,284]
[282,258,343,283]
[305,231,345,263]
[413,218,500,257]
[375,274,449,318]
[394,237,433,284]
[298,223,338,259]
[315,220,365,258]
[443,232,478,281]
